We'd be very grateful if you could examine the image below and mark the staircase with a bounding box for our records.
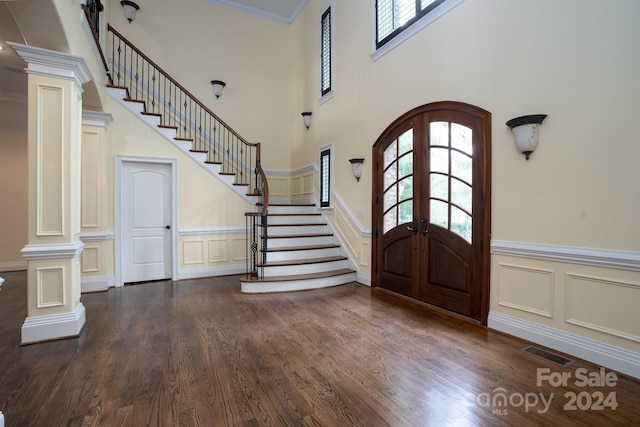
[240,203,356,293]
[105,25,358,293]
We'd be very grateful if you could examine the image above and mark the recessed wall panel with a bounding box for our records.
[37,85,64,236]
[208,239,228,263]
[183,240,204,265]
[81,130,101,228]
[37,267,64,307]
[566,274,640,343]
[81,246,100,273]
[497,264,554,318]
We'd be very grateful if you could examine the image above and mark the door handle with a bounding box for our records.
[165,225,171,229]
[406,218,418,234]
[420,217,428,235]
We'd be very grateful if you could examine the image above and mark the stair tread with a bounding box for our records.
[123,98,145,104]
[241,268,355,283]
[268,213,321,217]
[268,223,327,227]
[267,233,334,239]
[266,244,340,252]
[258,203,315,207]
[259,255,347,267]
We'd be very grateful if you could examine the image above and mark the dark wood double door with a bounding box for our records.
[372,102,491,323]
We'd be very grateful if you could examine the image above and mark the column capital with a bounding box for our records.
[7,42,93,88]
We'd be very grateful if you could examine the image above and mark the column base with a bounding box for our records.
[21,303,86,344]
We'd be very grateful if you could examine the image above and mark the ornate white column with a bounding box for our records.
[9,43,93,344]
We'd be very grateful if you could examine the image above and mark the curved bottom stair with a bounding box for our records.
[240,203,357,293]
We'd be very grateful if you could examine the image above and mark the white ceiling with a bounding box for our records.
[203,0,309,25]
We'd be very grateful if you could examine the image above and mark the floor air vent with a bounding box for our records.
[523,346,574,367]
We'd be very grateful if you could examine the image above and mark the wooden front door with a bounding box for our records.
[372,101,491,323]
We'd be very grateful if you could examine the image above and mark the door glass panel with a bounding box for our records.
[399,129,413,155]
[384,207,397,234]
[382,128,414,235]
[451,206,472,242]
[384,162,397,190]
[399,200,413,224]
[399,176,413,202]
[451,151,472,184]
[451,123,472,155]
[430,121,449,147]
[384,140,397,169]
[384,184,397,212]
[430,199,448,228]
[398,154,413,179]
[451,179,472,213]
[430,147,448,174]
[430,173,448,201]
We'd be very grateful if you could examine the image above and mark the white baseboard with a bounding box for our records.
[179,264,246,280]
[356,272,371,286]
[0,261,27,272]
[488,310,640,380]
[81,275,114,293]
[21,303,86,344]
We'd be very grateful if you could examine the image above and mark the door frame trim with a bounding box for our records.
[114,155,178,287]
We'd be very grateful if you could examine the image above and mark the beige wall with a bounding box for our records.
[291,0,640,362]
[0,127,28,268]
[293,0,640,249]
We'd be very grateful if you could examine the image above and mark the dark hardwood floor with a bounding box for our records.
[0,270,638,426]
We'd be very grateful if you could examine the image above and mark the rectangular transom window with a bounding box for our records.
[374,0,463,53]
[321,5,332,96]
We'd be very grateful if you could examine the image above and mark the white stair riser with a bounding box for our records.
[267,206,317,215]
[266,247,341,262]
[262,259,348,277]
[266,215,323,225]
[267,235,335,248]
[266,225,328,236]
[241,272,357,293]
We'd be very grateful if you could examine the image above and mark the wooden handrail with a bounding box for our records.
[82,4,113,85]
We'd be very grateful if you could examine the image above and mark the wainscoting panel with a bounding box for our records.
[566,273,640,343]
[336,209,359,260]
[81,246,100,273]
[37,267,65,308]
[183,240,205,265]
[81,129,101,228]
[37,85,64,236]
[231,237,246,262]
[497,263,554,318]
[267,176,290,199]
[207,239,228,263]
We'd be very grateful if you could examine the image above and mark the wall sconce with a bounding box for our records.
[120,1,140,23]
[506,114,547,160]
[210,80,226,99]
[301,112,312,130]
[349,158,365,182]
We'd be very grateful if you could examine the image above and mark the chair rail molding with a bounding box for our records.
[491,240,640,272]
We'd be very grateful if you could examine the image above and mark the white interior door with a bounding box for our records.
[122,161,172,283]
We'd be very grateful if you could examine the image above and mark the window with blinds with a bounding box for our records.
[321,6,332,96]
[320,148,331,208]
[375,0,448,49]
